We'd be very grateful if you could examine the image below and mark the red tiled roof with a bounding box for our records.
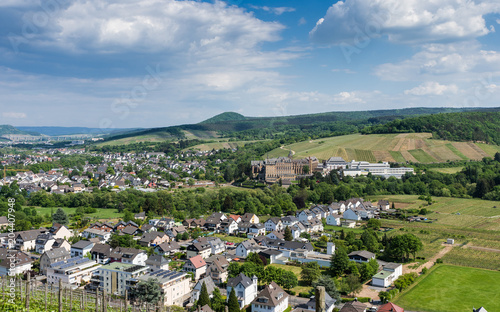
[378,302,404,312]
[188,255,206,269]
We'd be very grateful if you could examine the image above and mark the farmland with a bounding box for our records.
[394,265,500,312]
[265,133,499,163]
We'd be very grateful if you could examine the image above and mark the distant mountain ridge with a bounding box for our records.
[101,107,496,143]
[16,126,140,136]
[0,125,39,136]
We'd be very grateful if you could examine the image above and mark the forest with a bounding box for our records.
[361,111,500,145]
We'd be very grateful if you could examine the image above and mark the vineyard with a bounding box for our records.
[0,278,177,312]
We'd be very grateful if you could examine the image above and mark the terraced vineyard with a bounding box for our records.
[266,133,500,162]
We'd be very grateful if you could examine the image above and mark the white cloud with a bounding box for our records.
[10,0,285,54]
[332,68,356,74]
[298,17,307,26]
[2,112,27,119]
[497,19,500,24]
[404,82,458,95]
[375,42,500,81]
[310,0,500,45]
[250,5,295,15]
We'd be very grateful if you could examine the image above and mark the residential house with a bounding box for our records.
[297,210,314,222]
[191,276,216,303]
[0,249,32,276]
[145,254,170,272]
[343,208,361,221]
[206,255,229,284]
[258,249,283,265]
[326,214,341,226]
[49,223,72,240]
[139,231,169,247]
[251,282,289,312]
[137,270,190,306]
[140,224,157,233]
[35,233,55,254]
[266,231,284,240]
[52,238,71,252]
[90,244,112,264]
[265,218,283,232]
[47,256,100,287]
[221,219,238,234]
[71,240,94,258]
[82,229,111,243]
[348,250,376,263]
[0,216,9,230]
[339,300,367,312]
[15,229,45,251]
[183,255,207,280]
[248,223,266,238]
[209,212,227,223]
[378,200,391,210]
[281,216,299,228]
[227,273,258,309]
[155,241,181,256]
[134,212,146,220]
[40,247,71,275]
[238,222,253,235]
[235,239,262,257]
[377,302,404,312]
[121,224,140,236]
[204,217,222,232]
[228,215,242,223]
[187,242,211,259]
[109,247,147,266]
[241,213,259,224]
[372,263,402,288]
[89,222,114,233]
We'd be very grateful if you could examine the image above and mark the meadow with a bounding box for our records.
[265,133,498,162]
[35,206,122,220]
[394,265,500,312]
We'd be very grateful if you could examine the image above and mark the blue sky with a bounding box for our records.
[1,0,500,128]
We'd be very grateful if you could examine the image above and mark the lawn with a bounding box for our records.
[35,206,123,220]
[268,263,330,295]
[394,265,500,312]
[213,234,248,244]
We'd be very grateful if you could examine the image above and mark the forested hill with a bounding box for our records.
[0,125,39,136]
[102,107,489,142]
[361,110,500,145]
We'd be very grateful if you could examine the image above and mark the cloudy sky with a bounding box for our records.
[1,0,500,128]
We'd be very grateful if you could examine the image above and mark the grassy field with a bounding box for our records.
[394,265,500,312]
[268,263,330,295]
[35,207,123,220]
[428,167,464,174]
[266,133,499,163]
[213,234,248,244]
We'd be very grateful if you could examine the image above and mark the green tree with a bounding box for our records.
[311,275,341,303]
[361,229,379,253]
[300,262,321,285]
[284,226,293,241]
[106,166,115,175]
[330,246,349,277]
[247,252,264,266]
[211,287,225,312]
[279,270,298,291]
[228,262,241,278]
[52,208,69,225]
[129,278,162,304]
[227,288,240,312]
[198,282,210,308]
[343,274,362,296]
[366,218,381,230]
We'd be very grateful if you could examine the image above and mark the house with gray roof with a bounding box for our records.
[71,240,94,257]
[40,247,71,275]
[227,273,258,309]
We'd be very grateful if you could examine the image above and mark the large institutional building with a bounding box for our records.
[251,156,319,184]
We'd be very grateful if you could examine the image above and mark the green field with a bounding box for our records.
[428,167,464,174]
[394,265,500,312]
[35,207,123,220]
[266,133,498,163]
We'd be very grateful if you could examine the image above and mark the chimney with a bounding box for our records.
[315,286,326,312]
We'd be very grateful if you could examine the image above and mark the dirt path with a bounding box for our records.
[403,243,454,274]
[280,145,295,156]
[463,243,500,253]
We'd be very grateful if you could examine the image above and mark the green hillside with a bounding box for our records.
[362,109,500,145]
[0,125,39,136]
[101,107,489,144]
[266,133,500,163]
[199,112,246,124]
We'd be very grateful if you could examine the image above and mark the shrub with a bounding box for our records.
[299,292,310,298]
[436,258,443,264]
[421,267,428,274]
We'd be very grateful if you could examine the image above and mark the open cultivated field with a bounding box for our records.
[394,265,500,312]
[266,133,499,163]
[428,167,464,174]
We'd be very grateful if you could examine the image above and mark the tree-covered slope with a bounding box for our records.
[361,110,500,145]
[0,125,39,136]
[199,112,246,124]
